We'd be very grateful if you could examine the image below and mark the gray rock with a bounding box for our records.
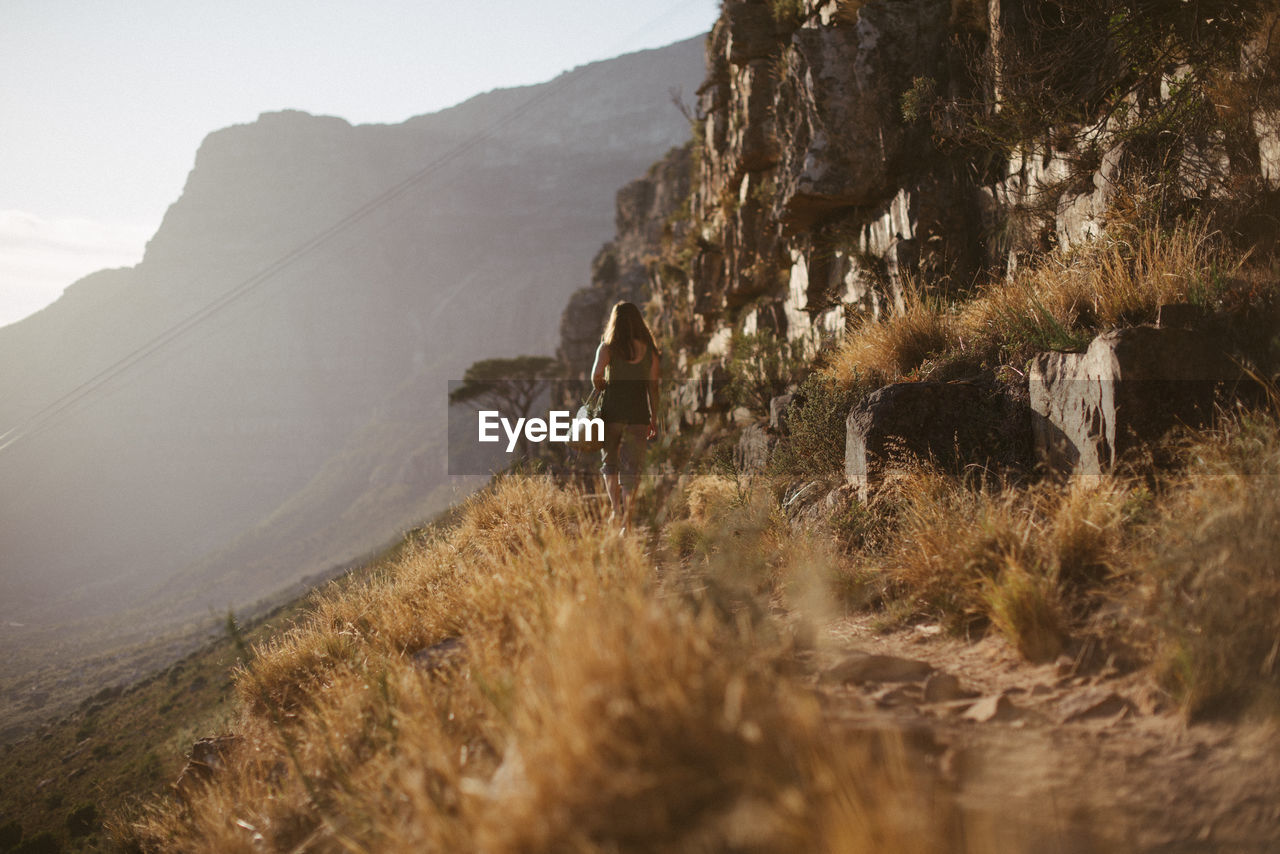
[845,380,1004,501]
[823,652,934,684]
[1055,142,1124,249]
[963,694,1023,723]
[1030,326,1240,474]
[1245,26,1280,189]
[728,60,782,174]
[775,0,950,228]
[1155,302,1206,329]
[1255,109,1280,190]
[769,393,796,433]
[412,637,466,672]
[681,360,732,414]
[872,683,924,707]
[1058,691,1134,724]
[734,422,777,474]
[923,672,975,703]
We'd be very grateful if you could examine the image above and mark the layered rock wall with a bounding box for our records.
[557,145,692,383]
[560,0,1280,450]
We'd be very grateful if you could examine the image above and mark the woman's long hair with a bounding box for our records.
[601,301,657,361]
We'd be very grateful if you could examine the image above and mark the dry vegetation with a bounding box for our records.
[825,218,1255,390]
[858,472,1133,662]
[805,178,1280,718]
[822,409,1280,720]
[824,285,953,390]
[122,477,972,853]
[119,400,1280,850]
[1147,413,1280,717]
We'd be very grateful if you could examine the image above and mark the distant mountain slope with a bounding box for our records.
[0,38,704,673]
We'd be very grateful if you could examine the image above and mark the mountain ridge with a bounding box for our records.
[0,35,706,728]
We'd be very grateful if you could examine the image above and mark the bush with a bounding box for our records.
[724,330,804,415]
[769,374,861,478]
[1151,415,1280,718]
[957,217,1246,366]
[869,470,1132,660]
[825,285,953,390]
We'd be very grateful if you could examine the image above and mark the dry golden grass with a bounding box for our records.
[826,219,1247,388]
[958,218,1238,363]
[865,471,1133,661]
[1147,415,1280,718]
[825,286,953,389]
[124,476,978,853]
[839,411,1280,698]
[119,409,1280,852]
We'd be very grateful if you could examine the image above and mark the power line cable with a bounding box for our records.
[0,1,706,457]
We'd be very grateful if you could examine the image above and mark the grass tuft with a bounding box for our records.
[123,476,966,852]
[826,284,953,391]
[1149,415,1280,718]
[826,219,1256,388]
[866,471,1132,658]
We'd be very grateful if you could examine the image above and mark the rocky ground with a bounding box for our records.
[810,615,1280,853]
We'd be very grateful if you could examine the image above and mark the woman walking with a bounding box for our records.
[590,301,660,533]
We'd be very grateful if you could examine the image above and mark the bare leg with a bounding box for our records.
[617,424,646,535]
[605,471,623,524]
[620,488,635,535]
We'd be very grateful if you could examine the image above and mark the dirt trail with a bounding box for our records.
[811,616,1280,853]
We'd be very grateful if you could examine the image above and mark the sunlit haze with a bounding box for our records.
[0,0,718,327]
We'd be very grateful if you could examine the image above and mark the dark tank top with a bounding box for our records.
[600,343,653,424]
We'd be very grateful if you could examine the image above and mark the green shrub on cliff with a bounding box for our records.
[768,373,860,478]
[724,330,804,414]
[768,0,805,30]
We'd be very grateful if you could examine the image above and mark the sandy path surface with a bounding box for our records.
[810,615,1280,853]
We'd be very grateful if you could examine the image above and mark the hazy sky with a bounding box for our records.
[0,0,718,327]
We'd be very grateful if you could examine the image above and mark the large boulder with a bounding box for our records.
[775,0,950,228]
[1029,326,1241,474]
[734,422,777,474]
[845,381,1005,500]
[676,359,732,424]
[769,393,797,433]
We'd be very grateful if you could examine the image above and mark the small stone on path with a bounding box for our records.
[963,694,1023,723]
[1058,691,1134,724]
[822,652,934,685]
[923,672,975,703]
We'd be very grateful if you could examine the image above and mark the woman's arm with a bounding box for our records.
[591,342,609,391]
[647,348,661,439]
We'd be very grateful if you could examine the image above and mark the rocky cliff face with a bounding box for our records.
[559,0,1279,432]
[659,0,988,366]
[558,145,694,381]
[559,0,995,411]
[0,39,706,660]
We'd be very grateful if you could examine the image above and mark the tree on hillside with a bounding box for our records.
[449,355,563,458]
